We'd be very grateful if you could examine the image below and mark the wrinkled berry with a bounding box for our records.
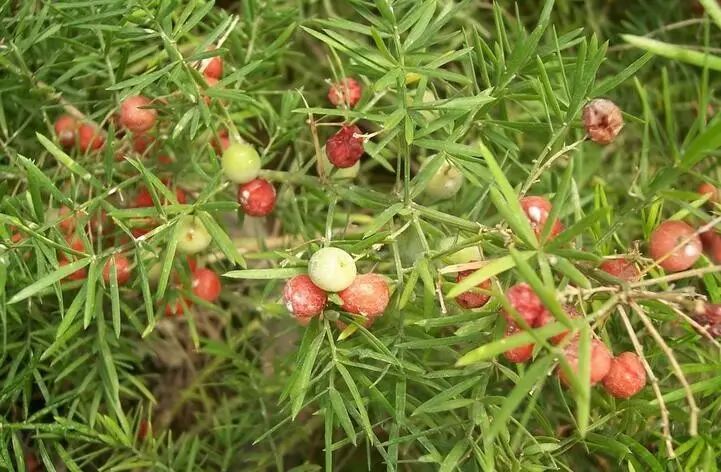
[325,124,364,168]
[238,178,276,217]
[328,77,362,108]
[599,258,640,281]
[502,322,534,363]
[283,274,327,321]
[454,270,491,309]
[119,95,157,134]
[339,273,390,317]
[503,283,545,326]
[649,220,702,272]
[558,339,613,386]
[602,352,646,398]
[582,98,624,145]
[519,196,563,240]
[534,305,579,345]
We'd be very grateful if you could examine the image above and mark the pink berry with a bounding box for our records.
[534,305,578,345]
[649,220,702,272]
[503,283,545,326]
[77,123,106,152]
[54,114,78,147]
[599,258,640,281]
[325,124,364,168]
[238,178,276,217]
[602,352,646,399]
[502,322,534,363]
[119,96,157,134]
[283,275,327,322]
[454,270,491,309]
[192,268,222,302]
[582,98,624,145]
[338,273,390,317]
[519,196,563,240]
[328,77,362,108]
[558,339,613,386]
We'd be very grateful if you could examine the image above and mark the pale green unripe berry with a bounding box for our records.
[424,160,464,201]
[438,236,482,264]
[308,247,357,292]
[221,143,261,184]
[176,216,212,254]
[320,146,360,180]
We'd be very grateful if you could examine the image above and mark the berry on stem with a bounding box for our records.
[454,270,491,309]
[502,322,534,363]
[338,273,390,317]
[328,77,362,108]
[582,98,624,145]
[103,254,132,285]
[602,352,647,398]
[54,114,78,147]
[438,236,482,265]
[119,95,157,134]
[77,123,106,152]
[176,216,212,254]
[503,283,545,326]
[649,220,702,272]
[238,178,276,217]
[203,54,224,80]
[599,258,641,281]
[308,247,357,292]
[558,338,613,386]
[283,274,327,322]
[424,159,464,201]
[325,124,364,168]
[520,196,563,240]
[192,268,222,302]
[320,145,360,179]
[534,305,579,345]
[221,142,262,184]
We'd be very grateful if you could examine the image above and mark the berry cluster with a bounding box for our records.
[283,247,390,329]
[324,78,366,175]
[222,142,276,217]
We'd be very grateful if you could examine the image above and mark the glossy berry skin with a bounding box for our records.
[454,270,491,309]
[238,178,276,217]
[328,77,362,108]
[502,322,534,363]
[77,124,106,152]
[558,339,613,387]
[283,275,327,322]
[582,98,624,145]
[424,160,464,201]
[221,142,262,184]
[338,273,390,317]
[192,268,222,302]
[599,258,640,281]
[203,55,223,80]
[602,352,646,399]
[520,196,563,240]
[103,254,132,285]
[503,283,545,326]
[308,247,357,292]
[325,124,364,168]
[55,114,78,147]
[119,96,157,134]
[649,220,702,272]
[534,305,578,345]
[176,216,212,254]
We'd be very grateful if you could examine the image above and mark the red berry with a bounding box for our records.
[164,298,191,317]
[328,77,362,108]
[187,256,198,273]
[119,95,157,134]
[454,270,491,309]
[238,178,276,217]
[338,273,390,317]
[649,220,702,272]
[503,283,545,326]
[283,275,327,322]
[599,258,640,281]
[132,133,156,154]
[558,338,613,386]
[502,322,534,363]
[534,305,579,345]
[211,129,230,154]
[103,254,132,285]
[138,419,151,440]
[59,237,87,281]
[519,196,563,240]
[602,352,646,399]
[55,114,78,147]
[192,268,222,302]
[77,123,106,152]
[203,55,223,80]
[325,124,364,168]
[582,98,624,145]
[698,182,718,203]
[58,206,77,234]
[134,184,187,208]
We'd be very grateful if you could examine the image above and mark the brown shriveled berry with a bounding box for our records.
[119,96,157,134]
[649,220,702,272]
[77,123,106,152]
[55,114,78,147]
[534,305,579,345]
[599,258,641,281]
[519,196,563,240]
[582,98,624,145]
[283,275,327,323]
[328,77,362,108]
[558,339,613,387]
[325,124,364,168]
[503,283,545,326]
[338,273,390,317]
[502,322,534,363]
[602,352,646,399]
[454,270,491,309]
[238,178,276,217]
[693,303,721,337]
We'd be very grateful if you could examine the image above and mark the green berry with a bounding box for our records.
[308,247,357,292]
[176,216,212,254]
[221,142,261,184]
[424,159,464,201]
[438,236,482,264]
